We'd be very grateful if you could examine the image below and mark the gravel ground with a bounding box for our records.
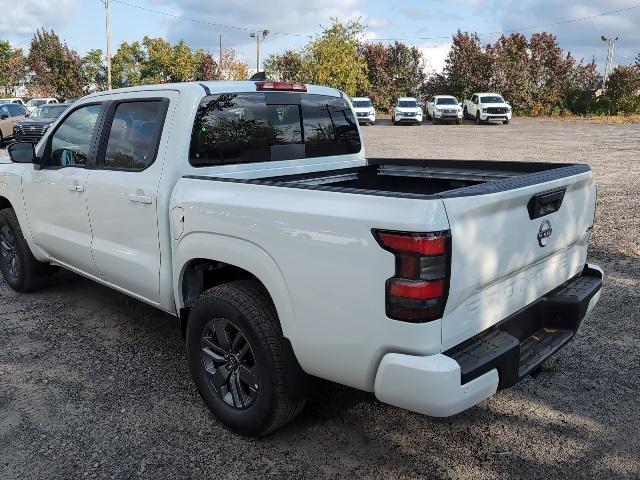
[1,117,639,479]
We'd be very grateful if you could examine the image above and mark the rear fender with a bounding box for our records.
[173,231,295,339]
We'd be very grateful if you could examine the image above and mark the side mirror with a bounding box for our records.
[7,142,36,164]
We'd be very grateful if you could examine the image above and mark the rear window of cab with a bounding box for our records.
[189,92,361,166]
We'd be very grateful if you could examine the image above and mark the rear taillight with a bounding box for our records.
[255,81,307,92]
[373,230,451,323]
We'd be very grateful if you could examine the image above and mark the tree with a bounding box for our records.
[264,50,307,82]
[487,33,530,112]
[219,48,248,80]
[302,19,368,96]
[443,31,493,102]
[27,29,85,99]
[564,58,598,114]
[111,41,146,88]
[0,41,27,96]
[195,50,219,81]
[81,49,107,93]
[359,42,393,111]
[142,36,173,84]
[600,65,640,115]
[527,33,574,114]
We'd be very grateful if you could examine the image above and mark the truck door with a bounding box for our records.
[22,103,103,274]
[85,92,175,303]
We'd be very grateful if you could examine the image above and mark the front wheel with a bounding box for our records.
[186,280,307,436]
[432,116,438,125]
[476,112,481,125]
[463,107,468,119]
[503,119,510,125]
[456,118,462,125]
[0,208,54,292]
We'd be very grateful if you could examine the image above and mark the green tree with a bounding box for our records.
[387,41,426,99]
[564,58,598,114]
[264,50,307,82]
[302,19,368,96]
[27,29,85,99]
[111,41,146,88]
[600,65,640,114]
[0,41,27,96]
[142,36,173,83]
[82,49,107,93]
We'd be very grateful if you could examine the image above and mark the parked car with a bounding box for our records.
[463,93,512,124]
[393,97,422,125]
[25,97,59,113]
[351,97,376,125]
[13,103,71,143]
[0,98,26,106]
[426,95,463,124]
[0,102,29,146]
[1,81,602,437]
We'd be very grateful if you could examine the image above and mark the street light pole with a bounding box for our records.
[249,30,269,72]
[102,0,112,90]
[601,35,618,91]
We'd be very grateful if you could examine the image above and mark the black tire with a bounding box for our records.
[476,112,481,125]
[432,116,437,125]
[463,107,468,119]
[186,279,307,437]
[0,208,54,292]
[503,119,510,125]
[456,118,462,125]
[0,131,3,147]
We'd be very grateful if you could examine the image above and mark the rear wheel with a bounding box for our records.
[0,208,55,292]
[186,280,307,436]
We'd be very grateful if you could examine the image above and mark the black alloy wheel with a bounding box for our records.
[200,317,259,409]
[0,224,20,280]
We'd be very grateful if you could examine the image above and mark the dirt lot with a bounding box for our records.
[1,118,639,479]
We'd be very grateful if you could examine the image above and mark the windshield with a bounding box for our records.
[352,100,372,108]
[30,104,67,118]
[480,96,505,104]
[436,97,458,105]
[27,99,48,107]
[398,100,417,108]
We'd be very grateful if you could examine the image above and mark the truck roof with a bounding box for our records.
[82,81,344,101]
[397,97,417,101]
[351,97,371,101]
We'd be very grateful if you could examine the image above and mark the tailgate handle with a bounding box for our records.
[527,187,566,219]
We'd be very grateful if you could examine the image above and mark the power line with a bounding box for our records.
[110,0,312,37]
[374,3,640,41]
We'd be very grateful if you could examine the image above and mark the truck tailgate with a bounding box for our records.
[440,165,596,350]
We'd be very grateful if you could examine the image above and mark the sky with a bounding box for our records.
[1,0,639,74]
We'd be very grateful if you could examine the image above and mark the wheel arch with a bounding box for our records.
[173,232,296,341]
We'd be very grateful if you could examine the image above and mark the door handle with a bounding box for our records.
[127,193,153,204]
[68,184,84,193]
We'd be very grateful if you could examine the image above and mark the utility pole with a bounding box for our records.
[219,34,222,78]
[249,30,269,72]
[102,0,112,90]
[601,35,618,91]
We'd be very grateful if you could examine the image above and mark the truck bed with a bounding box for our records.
[185,159,590,199]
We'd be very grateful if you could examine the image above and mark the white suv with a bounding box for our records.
[351,97,376,125]
[393,97,422,125]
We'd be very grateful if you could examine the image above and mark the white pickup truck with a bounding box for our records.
[426,95,463,124]
[463,92,512,124]
[1,81,602,436]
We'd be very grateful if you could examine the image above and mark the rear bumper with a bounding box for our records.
[374,263,602,417]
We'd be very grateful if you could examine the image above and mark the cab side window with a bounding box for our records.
[48,104,101,168]
[8,104,25,117]
[0,105,9,119]
[102,100,167,171]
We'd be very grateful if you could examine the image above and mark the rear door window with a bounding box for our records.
[101,100,167,171]
[189,92,360,166]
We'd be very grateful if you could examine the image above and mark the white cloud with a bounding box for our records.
[0,0,78,46]
[419,43,452,74]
